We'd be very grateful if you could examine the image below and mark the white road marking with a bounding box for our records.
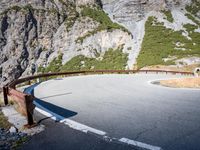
[60,119,106,136]
[119,138,162,150]
[35,107,106,136]
[35,106,162,150]
[35,107,57,121]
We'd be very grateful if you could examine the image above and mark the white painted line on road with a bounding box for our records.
[36,106,163,150]
[119,138,162,150]
[35,107,57,121]
[35,107,106,136]
[60,119,106,136]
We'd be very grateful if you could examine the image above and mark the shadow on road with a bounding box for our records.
[24,82,77,122]
[35,98,77,120]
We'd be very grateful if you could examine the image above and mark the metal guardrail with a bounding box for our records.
[3,70,194,127]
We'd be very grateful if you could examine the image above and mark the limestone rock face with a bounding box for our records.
[0,0,198,88]
[76,0,102,6]
[102,0,191,22]
[0,0,131,87]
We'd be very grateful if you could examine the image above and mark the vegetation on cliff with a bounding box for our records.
[137,16,200,68]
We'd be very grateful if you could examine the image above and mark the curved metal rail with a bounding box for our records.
[2,70,194,127]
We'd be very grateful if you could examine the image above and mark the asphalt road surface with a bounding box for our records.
[31,73,200,150]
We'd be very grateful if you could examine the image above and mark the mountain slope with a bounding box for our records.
[0,0,200,87]
[0,0,132,87]
[103,0,200,68]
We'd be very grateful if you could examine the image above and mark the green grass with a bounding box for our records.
[40,47,128,72]
[0,110,11,129]
[76,6,131,43]
[185,13,200,27]
[185,0,200,27]
[185,0,200,17]
[136,16,200,68]
[38,53,63,73]
[12,136,28,149]
[61,47,128,71]
[162,10,174,23]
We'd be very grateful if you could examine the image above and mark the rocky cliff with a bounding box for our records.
[0,0,199,87]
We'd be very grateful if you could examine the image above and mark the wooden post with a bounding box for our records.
[25,95,34,126]
[3,86,8,105]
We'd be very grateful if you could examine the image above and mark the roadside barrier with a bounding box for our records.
[2,70,194,127]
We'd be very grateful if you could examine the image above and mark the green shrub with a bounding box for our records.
[136,16,200,68]
[162,10,174,23]
[185,0,200,17]
[61,47,128,71]
[61,48,128,71]
[39,54,63,73]
[76,7,131,43]
[39,47,128,72]
[185,13,200,26]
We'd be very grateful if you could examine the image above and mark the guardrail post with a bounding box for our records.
[25,95,35,126]
[3,86,8,105]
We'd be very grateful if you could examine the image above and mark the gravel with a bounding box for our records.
[0,127,28,150]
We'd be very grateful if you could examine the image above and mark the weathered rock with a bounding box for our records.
[0,127,28,150]
[9,126,17,133]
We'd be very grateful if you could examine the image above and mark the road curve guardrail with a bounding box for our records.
[2,70,194,127]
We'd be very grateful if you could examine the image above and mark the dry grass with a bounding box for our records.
[0,110,11,129]
[0,92,11,129]
[141,64,200,72]
[160,77,200,88]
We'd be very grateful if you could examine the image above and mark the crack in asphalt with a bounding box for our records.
[134,122,158,140]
